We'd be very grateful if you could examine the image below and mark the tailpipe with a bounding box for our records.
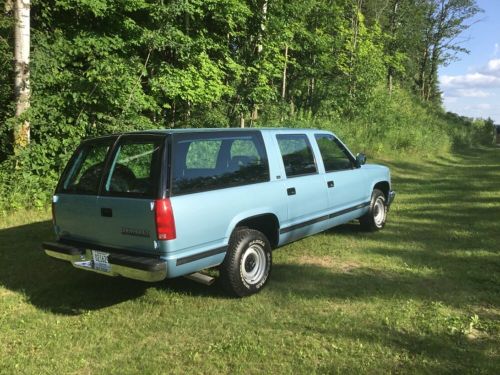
[184,272,215,286]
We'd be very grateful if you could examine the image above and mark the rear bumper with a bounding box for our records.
[42,241,167,282]
[387,190,396,207]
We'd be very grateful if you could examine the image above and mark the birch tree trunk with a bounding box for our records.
[387,0,400,95]
[349,0,363,97]
[249,0,269,127]
[256,0,268,54]
[281,43,288,99]
[14,0,30,148]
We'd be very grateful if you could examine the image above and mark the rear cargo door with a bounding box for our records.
[95,134,166,254]
[55,138,116,243]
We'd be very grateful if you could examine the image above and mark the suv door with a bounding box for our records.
[54,137,116,244]
[275,133,330,241]
[95,134,167,254]
[314,134,370,218]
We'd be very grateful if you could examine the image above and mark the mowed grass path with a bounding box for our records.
[1,147,499,374]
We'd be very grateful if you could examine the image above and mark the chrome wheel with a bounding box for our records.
[373,197,386,227]
[241,244,267,285]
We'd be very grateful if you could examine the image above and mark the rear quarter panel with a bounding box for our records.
[164,181,285,277]
[162,130,287,277]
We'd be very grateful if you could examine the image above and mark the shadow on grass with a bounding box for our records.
[0,220,233,315]
[0,221,152,315]
[270,249,498,307]
[318,147,500,307]
[316,323,498,373]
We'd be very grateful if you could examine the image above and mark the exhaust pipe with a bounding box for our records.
[185,272,215,286]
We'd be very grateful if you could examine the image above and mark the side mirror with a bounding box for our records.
[355,153,366,167]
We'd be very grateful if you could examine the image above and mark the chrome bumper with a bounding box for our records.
[43,242,167,282]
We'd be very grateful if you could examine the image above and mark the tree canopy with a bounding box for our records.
[0,0,491,211]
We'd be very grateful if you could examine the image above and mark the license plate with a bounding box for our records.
[92,250,110,272]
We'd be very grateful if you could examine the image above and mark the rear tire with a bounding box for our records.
[220,228,272,297]
[360,189,387,231]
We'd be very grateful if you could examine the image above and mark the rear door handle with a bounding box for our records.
[287,187,296,196]
[327,180,334,188]
[101,207,112,217]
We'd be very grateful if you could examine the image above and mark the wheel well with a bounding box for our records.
[374,181,390,200]
[235,214,280,249]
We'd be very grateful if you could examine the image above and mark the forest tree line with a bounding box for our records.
[0,0,492,211]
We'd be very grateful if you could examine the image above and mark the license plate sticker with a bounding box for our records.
[92,250,110,272]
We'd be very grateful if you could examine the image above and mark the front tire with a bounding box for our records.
[220,228,272,297]
[360,189,387,231]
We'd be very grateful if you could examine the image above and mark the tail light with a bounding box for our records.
[155,198,176,240]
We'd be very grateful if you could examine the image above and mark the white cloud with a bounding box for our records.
[440,56,500,90]
[465,103,492,110]
[479,103,492,110]
[443,96,458,104]
[440,72,500,88]
[450,88,493,97]
[440,48,500,122]
[486,58,500,75]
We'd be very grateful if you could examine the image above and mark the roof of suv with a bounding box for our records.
[83,128,332,141]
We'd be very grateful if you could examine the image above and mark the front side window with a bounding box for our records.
[315,134,353,172]
[62,141,112,194]
[104,139,162,197]
[172,132,269,195]
[276,134,317,177]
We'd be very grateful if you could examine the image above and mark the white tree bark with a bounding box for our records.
[256,0,268,54]
[14,0,30,147]
[281,43,288,99]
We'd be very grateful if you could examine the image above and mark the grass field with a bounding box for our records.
[1,147,499,374]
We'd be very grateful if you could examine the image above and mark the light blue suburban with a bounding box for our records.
[43,128,395,296]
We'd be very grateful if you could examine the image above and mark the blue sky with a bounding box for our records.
[439,0,500,123]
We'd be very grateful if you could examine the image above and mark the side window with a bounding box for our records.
[185,140,222,169]
[172,133,269,195]
[230,139,262,168]
[276,134,317,177]
[315,134,353,172]
[105,140,162,197]
[62,142,111,194]
[230,139,260,159]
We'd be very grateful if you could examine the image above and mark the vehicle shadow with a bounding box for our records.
[0,220,232,315]
[0,220,152,315]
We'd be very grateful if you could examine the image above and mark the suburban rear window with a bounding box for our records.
[60,141,113,195]
[172,132,269,195]
[103,138,163,198]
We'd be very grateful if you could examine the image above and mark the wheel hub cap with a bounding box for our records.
[241,244,266,285]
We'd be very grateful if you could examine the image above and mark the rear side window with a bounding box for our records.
[185,140,221,169]
[276,134,317,177]
[104,139,162,197]
[172,132,269,195]
[315,134,354,172]
[61,142,112,194]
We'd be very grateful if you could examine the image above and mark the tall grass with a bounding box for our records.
[281,87,493,157]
